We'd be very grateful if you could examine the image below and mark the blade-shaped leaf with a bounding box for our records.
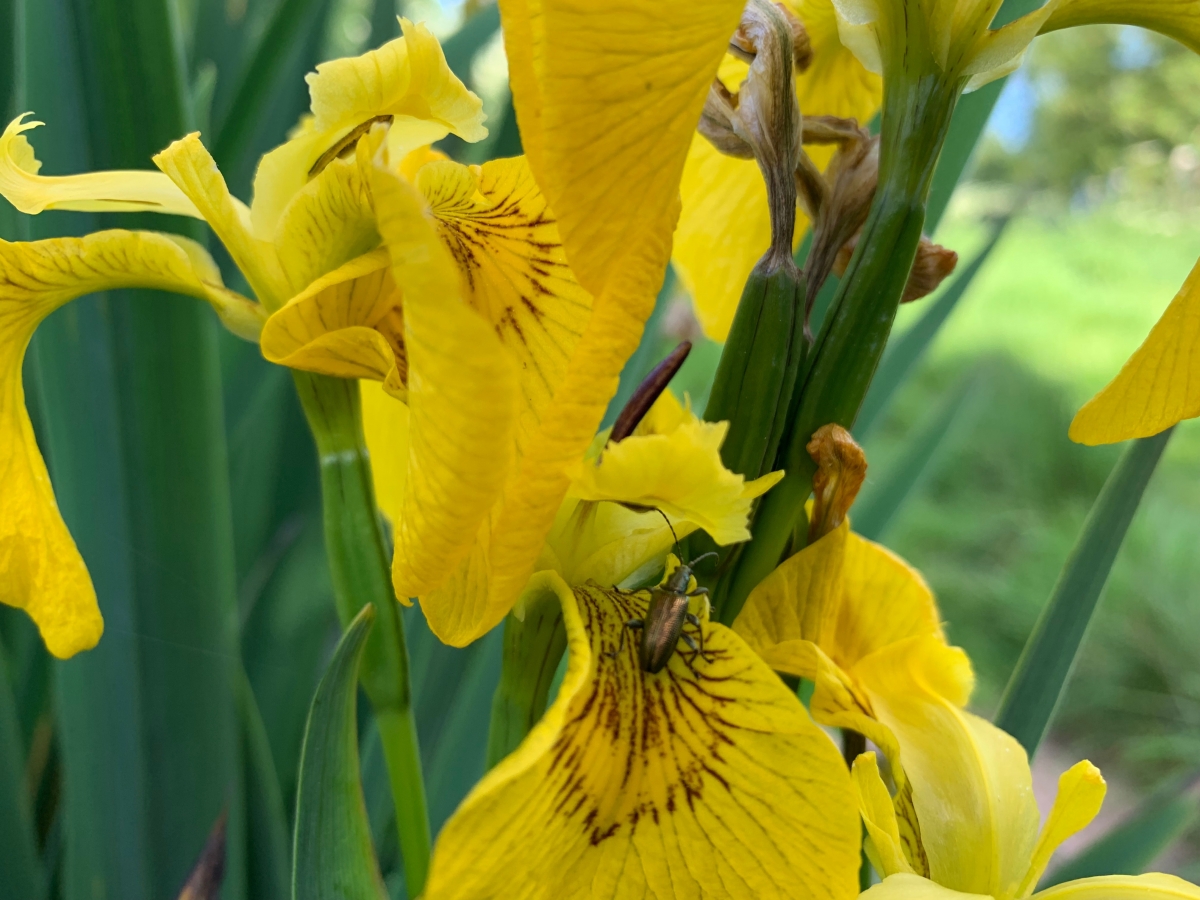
[855,219,1008,439]
[292,605,387,900]
[854,373,981,541]
[0,636,44,900]
[238,669,290,900]
[1040,771,1200,887]
[995,428,1174,757]
[441,2,500,84]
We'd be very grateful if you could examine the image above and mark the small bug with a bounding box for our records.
[617,551,718,674]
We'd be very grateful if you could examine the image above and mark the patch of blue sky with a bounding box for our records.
[987,69,1038,153]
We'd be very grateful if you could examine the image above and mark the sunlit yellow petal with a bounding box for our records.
[498,0,745,300]
[0,230,246,658]
[361,378,410,526]
[853,752,917,879]
[854,642,1038,900]
[250,19,485,238]
[153,133,287,306]
[1039,0,1200,55]
[1017,762,1106,899]
[568,412,782,546]
[417,155,594,452]
[370,162,520,603]
[861,874,990,900]
[0,115,202,218]
[1070,257,1200,445]
[1033,875,1200,900]
[425,577,861,900]
[796,0,884,124]
[260,248,401,383]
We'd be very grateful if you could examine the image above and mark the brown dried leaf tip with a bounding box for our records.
[806,424,867,544]
[175,810,227,900]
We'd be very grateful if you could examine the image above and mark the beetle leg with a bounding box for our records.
[680,633,699,653]
[687,587,709,596]
[684,613,711,660]
[612,618,643,658]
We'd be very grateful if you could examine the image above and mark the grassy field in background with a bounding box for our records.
[867,197,1200,795]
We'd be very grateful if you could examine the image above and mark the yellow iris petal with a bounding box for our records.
[568,412,783,546]
[1033,875,1200,900]
[853,752,917,879]
[854,645,1039,900]
[360,378,410,526]
[0,230,253,658]
[260,248,402,385]
[497,0,744,299]
[370,161,519,604]
[250,19,486,238]
[1039,0,1200,55]
[861,874,990,900]
[153,133,287,306]
[424,577,861,900]
[1070,257,1200,445]
[0,114,202,218]
[1017,762,1106,899]
[734,521,969,780]
[675,0,883,341]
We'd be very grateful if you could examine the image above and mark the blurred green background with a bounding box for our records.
[4,0,1200,895]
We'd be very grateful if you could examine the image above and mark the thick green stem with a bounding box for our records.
[486,592,568,768]
[292,371,431,896]
[717,71,962,625]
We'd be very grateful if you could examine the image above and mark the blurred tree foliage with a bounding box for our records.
[974,26,1200,203]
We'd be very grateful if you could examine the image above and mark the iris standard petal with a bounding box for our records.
[0,114,202,218]
[250,19,486,238]
[853,752,918,879]
[153,133,287,306]
[0,230,255,658]
[1070,257,1200,445]
[361,378,410,526]
[1017,761,1105,898]
[424,577,862,900]
[370,161,520,604]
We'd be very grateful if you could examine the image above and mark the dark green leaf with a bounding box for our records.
[1041,771,1200,886]
[854,374,981,542]
[370,0,400,45]
[239,670,291,900]
[0,636,44,900]
[994,429,1173,757]
[292,606,387,900]
[855,218,1008,440]
[602,266,676,429]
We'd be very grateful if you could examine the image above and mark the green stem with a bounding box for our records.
[486,593,567,769]
[716,71,962,626]
[292,371,431,895]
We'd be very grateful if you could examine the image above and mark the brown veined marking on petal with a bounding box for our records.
[546,586,744,848]
[894,777,931,877]
[308,114,394,179]
[373,303,409,387]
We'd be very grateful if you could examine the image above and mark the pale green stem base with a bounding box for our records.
[292,371,431,896]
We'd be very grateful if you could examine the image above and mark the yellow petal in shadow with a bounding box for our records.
[0,230,252,658]
[853,752,917,879]
[260,248,402,384]
[361,378,411,526]
[1033,875,1200,900]
[1039,0,1200,55]
[424,577,861,900]
[370,162,519,602]
[251,19,486,238]
[1070,257,1200,445]
[1017,762,1106,899]
[0,115,202,218]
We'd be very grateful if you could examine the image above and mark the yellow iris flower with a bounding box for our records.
[852,713,1200,900]
[676,0,884,341]
[733,516,973,789]
[0,20,491,657]
[832,0,1200,91]
[415,394,858,900]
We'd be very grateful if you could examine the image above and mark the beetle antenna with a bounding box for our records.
[687,551,718,568]
[655,508,682,560]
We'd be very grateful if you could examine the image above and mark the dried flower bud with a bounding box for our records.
[834,233,959,303]
[806,424,867,543]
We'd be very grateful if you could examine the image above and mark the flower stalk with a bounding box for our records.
[291,370,431,895]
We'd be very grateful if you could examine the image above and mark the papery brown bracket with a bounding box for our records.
[807,423,867,544]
